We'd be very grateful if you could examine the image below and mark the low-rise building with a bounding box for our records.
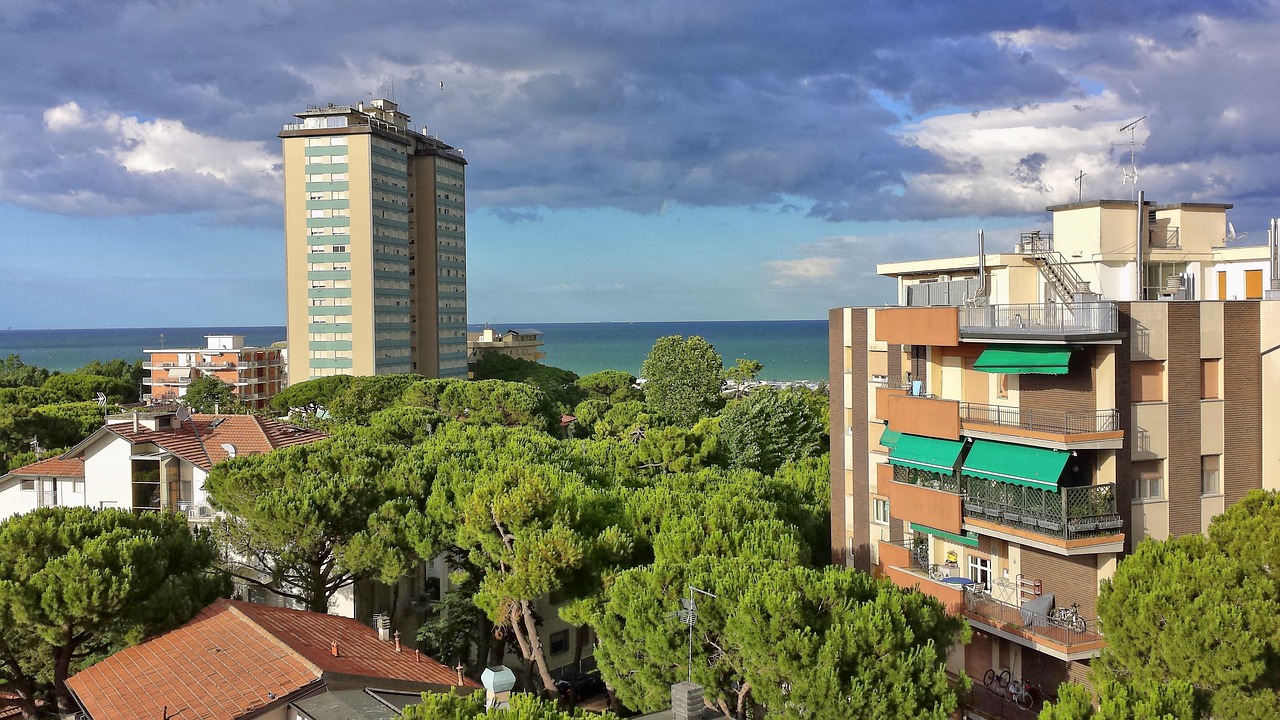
[66,597,478,720]
[144,334,285,410]
[468,327,546,363]
[830,197,1280,699]
[0,409,327,522]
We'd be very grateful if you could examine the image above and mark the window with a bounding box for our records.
[1130,361,1165,403]
[1132,458,1165,501]
[19,479,34,491]
[872,497,890,525]
[1201,359,1220,400]
[1202,455,1221,496]
[968,554,991,590]
[549,630,570,655]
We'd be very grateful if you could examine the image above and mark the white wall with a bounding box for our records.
[0,477,40,520]
[82,435,137,509]
[1206,260,1272,300]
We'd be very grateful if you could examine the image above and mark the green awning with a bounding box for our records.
[910,522,979,548]
[973,345,1073,374]
[888,434,965,474]
[960,440,1068,490]
[879,426,902,450]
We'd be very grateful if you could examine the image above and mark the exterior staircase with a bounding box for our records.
[1027,248,1093,303]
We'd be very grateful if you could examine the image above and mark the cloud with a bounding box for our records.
[765,256,841,286]
[0,102,281,224]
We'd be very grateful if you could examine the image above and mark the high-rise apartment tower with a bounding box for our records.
[280,98,468,384]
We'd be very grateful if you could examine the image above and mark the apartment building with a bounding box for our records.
[468,327,546,363]
[829,198,1280,696]
[144,334,284,410]
[280,98,468,385]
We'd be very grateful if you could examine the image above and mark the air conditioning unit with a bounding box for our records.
[938,274,952,282]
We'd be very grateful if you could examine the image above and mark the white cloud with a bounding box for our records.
[41,101,280,202]
[765,256,841,286]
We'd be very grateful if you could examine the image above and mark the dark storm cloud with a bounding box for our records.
[0,0,1275,226]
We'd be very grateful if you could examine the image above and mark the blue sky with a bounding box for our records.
[3,1,1279,328]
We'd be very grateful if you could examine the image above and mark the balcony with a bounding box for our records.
[878,540,966,614]
[962,585,1105,661]
[959,302,1121,342]
[176,502,219,523]
[885,466,964,535]
[885,394,960,441]
[959,402,1124,450]
[963,479,1124,555]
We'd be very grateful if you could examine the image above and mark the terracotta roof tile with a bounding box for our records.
[227,600,480,689]
[66,599,475,720]
[3,456,85,478]
[105,415,327,470]
[67,600,321,720]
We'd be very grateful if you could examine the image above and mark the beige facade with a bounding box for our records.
[467,327,547,364]
[281,98,468,385]
[833,197,1280,700]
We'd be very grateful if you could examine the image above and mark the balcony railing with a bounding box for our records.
[906,278,984,308]
[176,502,218,522]
[964,479,1122,540]
[959,302,1119,337]
[894,465,962,494]
[963,585,1104,651]
[960,402,1119,434]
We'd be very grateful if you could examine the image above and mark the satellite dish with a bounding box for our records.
[220,443,237,458]
[175,406,191,422]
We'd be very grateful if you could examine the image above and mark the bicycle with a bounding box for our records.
[1048,602,1087,634]
[1006,678,1040,711]
[982,668,1010,691]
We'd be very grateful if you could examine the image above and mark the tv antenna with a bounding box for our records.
[1119,115,1147,197]
[675,586,717,682]
[1074,170,1087,202]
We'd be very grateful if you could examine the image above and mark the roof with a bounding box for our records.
[2,456,85,479]
[98,415,328,470]
[505,328,544,336]
[67,599,475,720]
[232,601,478,689]
[67,599,323,720]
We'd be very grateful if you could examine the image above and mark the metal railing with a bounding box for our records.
[893,465,963,494]
[959,302,1119,336]
[1017,232,1053,253]
[963,585,1103,650]
[1149,226,1180,249]
[177,502,218,522]
[906,278,984,307]
[959,402,1119,435]
[963,479,1122,540]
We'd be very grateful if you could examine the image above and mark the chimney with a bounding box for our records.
[133,410,139,434]
[330,641,339,657]
[671,681,704,720]
[394,630,401,653]
[374,614,391,642]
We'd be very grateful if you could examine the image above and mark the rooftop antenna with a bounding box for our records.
[676,586,717,682]
[1118,115,1147,199]
[1074,170,1087,202]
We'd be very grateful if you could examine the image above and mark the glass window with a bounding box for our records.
[968,554,991,590]
[872,497,890,525]
[1202,455,1221,495]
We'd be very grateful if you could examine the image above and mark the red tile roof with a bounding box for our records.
[104,415,328,470]
[230,600,479,689]
[67,598,474,720]
[3,456,85,478]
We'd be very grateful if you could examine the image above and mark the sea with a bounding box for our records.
[0,320,830,382]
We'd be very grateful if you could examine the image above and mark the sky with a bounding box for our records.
[3,1,1279,328]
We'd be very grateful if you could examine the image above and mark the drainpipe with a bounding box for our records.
[1269,218,1280,298]
[1135,191,1146,300]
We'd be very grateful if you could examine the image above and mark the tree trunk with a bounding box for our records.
[571,624,589,671]
[52,640,77,715]
[735,682,752,720]
[518,600,558,696]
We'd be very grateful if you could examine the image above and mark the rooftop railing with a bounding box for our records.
[906,278,984,307]
[963,479,1122,540]
[959,302,1119,337]
[959,402,1119,435]
[963,585,1104,651]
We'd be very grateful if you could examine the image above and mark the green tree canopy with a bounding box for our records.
[0,508,225,718]
[640,335,725,426]
[204,432,417,612]
[268,374,354,414]
[1040,678,1199,720]
[1090,492,1280,717]
[181,376,246,414]
[719,387,823,475]
[402,378,558,430]
[40,373,133,405]
[724,358,764,398]
[403,690,621,719]
[0,356,50,389]
[329,374,419,425]
[471,353,585,412]
[575,370,642,404]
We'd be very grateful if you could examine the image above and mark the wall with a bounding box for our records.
[1165,303,1202,537]
[82,434,134,509]
[1019,547,1099,617]
[1264,302,1280,491]
[1222,302,1262,504]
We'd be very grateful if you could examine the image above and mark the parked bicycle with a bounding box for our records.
[1048,602,1087,634]
[982,668,1010,690]
[1006,678,1041,711]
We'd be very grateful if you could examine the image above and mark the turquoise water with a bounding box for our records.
[0,320,829,382]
